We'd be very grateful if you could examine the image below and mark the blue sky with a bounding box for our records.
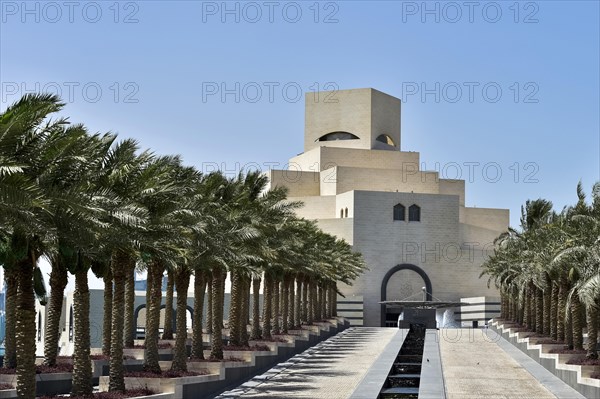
[1,0,599,228]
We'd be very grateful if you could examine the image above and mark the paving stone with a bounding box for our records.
[439,328,557,399]
[228,328,398,398]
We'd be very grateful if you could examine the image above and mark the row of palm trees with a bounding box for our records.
[482,183,600,359]
[0,94,367,399]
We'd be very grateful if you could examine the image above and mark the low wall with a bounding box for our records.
[490,321,600,399]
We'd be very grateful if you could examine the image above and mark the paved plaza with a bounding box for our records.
[217,328,398,399]
[439,329,585,399]
[218,327,589,399]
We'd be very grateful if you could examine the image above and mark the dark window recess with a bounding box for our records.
[393,204,405,221]
[409,204,420,222]
[69,306,74,342]
[37,312,42,342]
[317,131,360,141]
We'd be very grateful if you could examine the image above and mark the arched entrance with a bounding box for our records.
[380,264,432,327]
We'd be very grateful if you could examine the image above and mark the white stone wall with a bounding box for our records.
[290,146,420,173]
[280,89,510,326]
[304,88,401,152]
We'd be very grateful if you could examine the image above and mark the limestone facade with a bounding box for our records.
[266,88,509,327]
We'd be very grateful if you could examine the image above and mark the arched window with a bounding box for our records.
[376,134,396,146]
[317,131,360,142]
[340,209,344,218]
[37,312,42,342]
[69,305,74,342]
[393,204,405,221]
[409,204,421,222]
[344,207,348,218]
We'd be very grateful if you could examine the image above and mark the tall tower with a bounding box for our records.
[304,88,401,152]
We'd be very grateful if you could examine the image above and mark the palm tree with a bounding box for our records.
[96,140,152,391]
[0,93,73,398]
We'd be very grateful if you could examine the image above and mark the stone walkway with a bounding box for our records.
[439,328,559,399]
[216,327,398,399]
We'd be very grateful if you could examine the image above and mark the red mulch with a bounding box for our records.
[0,364,73,375]
[520,333,543,338]
[591,372,600,379]
[131,344,172,349]
[55,355,135,361]
[549,348,587,354]
[566,357,600,365]
[188,356,244,363]
[535,339,564,344]
[124,370,205,378]
[0,384,13,390]
[39,388,156,399]
[255,337,287,343]
[224,344,270,351]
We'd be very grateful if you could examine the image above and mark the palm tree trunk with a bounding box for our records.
[220,272,226,331]
[171,269,190,372]
[565,309,574,349]
[210,267,226,360]
[228,270,241,346]
[287,277,295,331]
[102,269,113,356]
[586,305,598,359]
[551,281,559,340]
[124,260,136,348]
[162,270,174,340]
[321,285,326,320]
[308,280,316,324]
[543,275,551,336]
[333,283,338,317]
[191,271,206,359]
[516,295,522,325]
[294,278,301,328]
[281,276,289,334]
[262,273,272,340]
[327,284,334,319]
[535,287,543,333]
[272,279,280,335]
[143,260,163,373]
[333,284,338,317]
[71,270,92,396]
[572,294,584,350]
[239,277,250,347]
[4,267,17,369]
[109,250,127,391]
[316,282,321,321]
[15,252,36,399]
[206,273,213,335]
[524,287,531,329]
[557,276,567,342]
[43,260,68,366]
[301,277,308,324]
[250,277,262,340]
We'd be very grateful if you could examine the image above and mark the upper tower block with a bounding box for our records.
[304,88,401,153]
